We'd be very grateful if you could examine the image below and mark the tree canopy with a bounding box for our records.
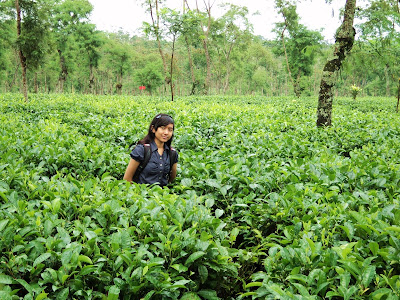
[0,0,399,99]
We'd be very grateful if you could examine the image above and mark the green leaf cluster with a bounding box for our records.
[0,93,399,299]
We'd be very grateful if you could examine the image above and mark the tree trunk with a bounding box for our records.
[34,72,38,93]
[196,0,212,95]
[58,49,68,93]
[149,0,170,89]
[384,64,390,96]
[280,24,295,96]
[15,0,28,102]
[89,64,95,94]
[316,0,357,127]
[170,35,176,101]
[396,77,400,113]
[185,36,198,95]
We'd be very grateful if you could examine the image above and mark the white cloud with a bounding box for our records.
[88,0,344,41]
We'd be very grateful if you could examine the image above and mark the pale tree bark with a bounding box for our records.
[170,35,176,101]
[15,0,28,102]
[223,43,234,94]
[196,0,214,94]
[183,1,199,95]
[316,0,357,127]
[384,64,390,96]
[149,0,170,88]
[185,36,199,95]
[280,23,295,95]
[397,78,400,113]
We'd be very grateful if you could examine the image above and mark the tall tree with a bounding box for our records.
[142,0,170,91]
[196,0,214,94]
[51,0,93,92]
[356,0,400,96]
[274,0,298,95]
[212,4,252,94]
[159,8,185,101]
[13,0,50,101]
[0,1,15,91]
[77,23,103,93]
[274,0,323,97]
[182,1,204,95]
[316,0,357,127]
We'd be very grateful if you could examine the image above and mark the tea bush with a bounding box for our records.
[0,94,399,299]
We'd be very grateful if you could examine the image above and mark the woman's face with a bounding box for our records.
[153,123,174,144]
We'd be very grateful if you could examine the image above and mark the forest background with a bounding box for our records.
[0,0,399,99]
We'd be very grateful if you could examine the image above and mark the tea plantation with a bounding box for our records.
[0,94,399,300]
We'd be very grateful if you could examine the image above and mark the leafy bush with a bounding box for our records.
[0,93,399,299]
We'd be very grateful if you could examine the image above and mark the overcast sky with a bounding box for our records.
[88,0,345,42]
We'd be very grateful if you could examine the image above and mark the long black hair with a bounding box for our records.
[136,113,175,147]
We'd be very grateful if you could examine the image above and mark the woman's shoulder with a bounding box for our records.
[130,143,146,161]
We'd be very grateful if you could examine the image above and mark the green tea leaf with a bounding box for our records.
[78,255,93,265]
[185,251,205,266]
[33,253,52,267]
[180,292,201,300]
[361,265,376,288]
[107,285,120,300]
[0,274,14,284]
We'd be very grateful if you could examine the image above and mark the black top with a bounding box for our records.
[130,141,178,186]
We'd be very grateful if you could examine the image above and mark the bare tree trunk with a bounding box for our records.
[170,35,176,101]
[16,0,28,102]
[185,36,198,95]
[196,0,214,95]
[149,0,170,89]
[89,64,95,94]
[280,24,295,96]
[58,50,68,93]
[316,0,357,127]
[397,77,400,113]
[384,64,391,96]
[34,72,38,93]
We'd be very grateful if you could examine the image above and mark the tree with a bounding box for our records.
[182,2,204,95]
[356,0,400,97]
[51,0,94,92]
[211,4,253,94]
[13,0,50,101]
[316,0,357,127]
[103,39,132,94]
[0,1,15,91]
[274,0,323,97]
[142,0,170,92]
[77,23,103,93]
[134,62,163,95]
[274,0,297,95]
[195,0,215,94]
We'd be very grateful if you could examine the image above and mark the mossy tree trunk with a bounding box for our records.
[316,0,357,127]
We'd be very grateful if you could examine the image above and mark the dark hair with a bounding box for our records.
[137,113,175,147]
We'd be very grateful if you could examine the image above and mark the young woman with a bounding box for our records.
[123,113,178,186]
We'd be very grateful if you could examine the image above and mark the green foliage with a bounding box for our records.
[134,62,164,94]
[1,93,400,299]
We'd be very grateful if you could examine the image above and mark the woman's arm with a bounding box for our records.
[123,159,141,183]
[168,163,177,183]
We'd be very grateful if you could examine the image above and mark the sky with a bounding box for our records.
[88,0,345,42]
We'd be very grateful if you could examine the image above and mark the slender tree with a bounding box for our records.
[196,0,214,94]
[316,0,357,127]
[142,0,171,92]
[356,0,400,97]
[51,0,93,93]
[15,0,27,101]
[13,0,50,101]
[274,0,298,95]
